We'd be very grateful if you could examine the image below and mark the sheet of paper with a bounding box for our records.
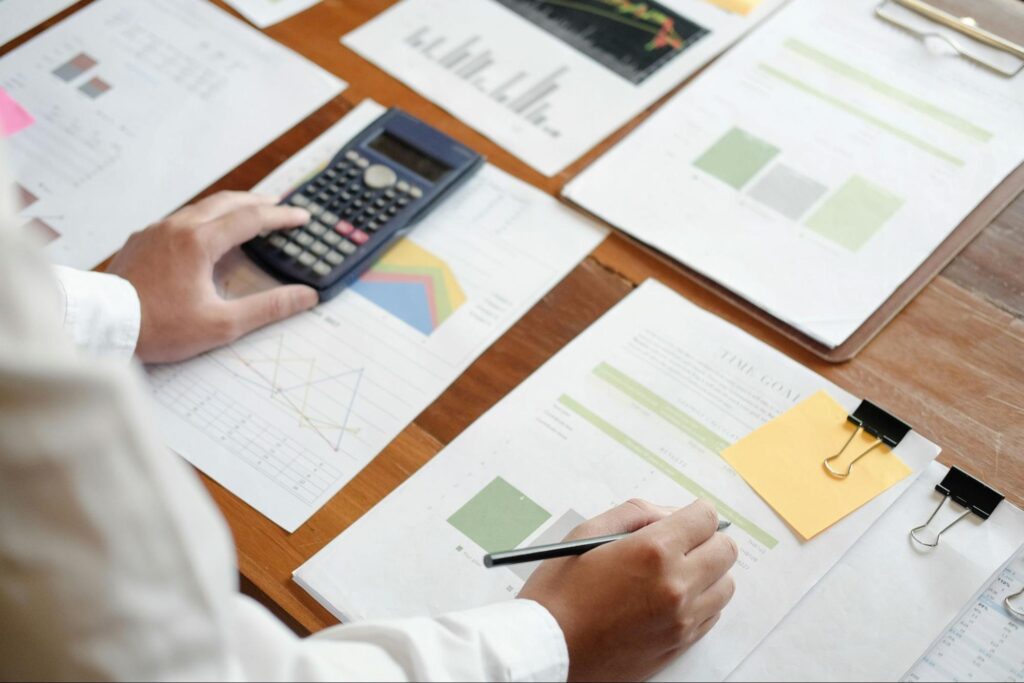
[0,0,344,269]
[564,0,1024,348]
[342,0,789,176]
[731,462,1024,682]
[904,543,1024,682]
[723,390,911,539]
[0,87,33,137]
[222,0,321,28]
[294,280,939,681]
[0,0,78,47]
[147,101,608,533]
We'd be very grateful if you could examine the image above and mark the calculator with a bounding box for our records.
[243,108,485,302]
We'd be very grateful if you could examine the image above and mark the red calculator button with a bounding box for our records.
[334,221,355,236]
[351,229,370,245]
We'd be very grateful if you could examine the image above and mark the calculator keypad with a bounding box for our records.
[252,150,423,282]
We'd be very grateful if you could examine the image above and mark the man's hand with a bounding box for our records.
[519,499,738,682]
[107,192,318,364]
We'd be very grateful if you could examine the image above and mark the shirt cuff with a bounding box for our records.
[54,266,141,361]
[439,599,570,683]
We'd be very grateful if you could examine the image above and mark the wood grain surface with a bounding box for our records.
[4,0,1022,637]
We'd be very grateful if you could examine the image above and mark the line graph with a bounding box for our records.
[214,333,364,453]
[493,0,708,84]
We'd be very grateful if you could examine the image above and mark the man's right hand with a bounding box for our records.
[519,499,738,682]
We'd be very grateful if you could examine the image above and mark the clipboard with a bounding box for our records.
[593,0,1024,363]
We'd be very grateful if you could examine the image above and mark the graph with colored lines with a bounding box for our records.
[214,332,364,453]
[493,0,708,85]
[353,238,467,335]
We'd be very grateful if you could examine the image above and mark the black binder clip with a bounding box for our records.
[910,467,1004,548]
[823,400,911,479]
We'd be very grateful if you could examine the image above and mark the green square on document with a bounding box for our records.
[447,477,552,554]
[806,175,904,251]
[694,127,781,190]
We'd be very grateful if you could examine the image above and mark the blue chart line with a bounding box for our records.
[214,335,364,453]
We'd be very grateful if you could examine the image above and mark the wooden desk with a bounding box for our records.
[8,0,1024,637]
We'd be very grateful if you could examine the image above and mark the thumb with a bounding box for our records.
[226,284,319,338]
[566,500,676,541]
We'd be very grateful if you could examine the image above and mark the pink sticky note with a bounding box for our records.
[0,88,34,139]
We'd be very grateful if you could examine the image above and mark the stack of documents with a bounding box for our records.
[343,0,790,175]
[564,0,1024,349]
[293,280,942,681]
[149,101,608,532]
[1,0,345,269]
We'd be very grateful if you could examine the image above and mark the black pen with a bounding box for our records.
[484,520,732,568]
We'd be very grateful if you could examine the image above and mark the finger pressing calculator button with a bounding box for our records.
[351,229,370,245]
[364,164,398,190]
[298,252,317,268]
[313,261,332,278]
[325,251,345,266]
[283,243,302,258]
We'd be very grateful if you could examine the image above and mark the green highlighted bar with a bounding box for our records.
[784,39,993,143]
[759,64,965,167]
[806,175,905,251]
[694,127,780,189]
[594,363,730,454]
[560,395,778,549]
[448,477,551,554]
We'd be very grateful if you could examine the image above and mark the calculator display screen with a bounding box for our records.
[369,132,451,182]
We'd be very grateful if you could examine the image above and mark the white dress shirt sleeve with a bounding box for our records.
[53,265,141,360]
[0,153,570,682]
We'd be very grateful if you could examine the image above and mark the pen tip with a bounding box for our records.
[719,520,732,531]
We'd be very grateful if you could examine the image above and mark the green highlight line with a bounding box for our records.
[594,363,730,454]
[559,395,778,549]
[784,39,992,143]
[759,63,965,167]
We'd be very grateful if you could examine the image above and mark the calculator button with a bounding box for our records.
[325,251,345,266]
[346,168,360,178]
[268,234,288,249]
[356,158,370,170]
[397,197,410,207]
[290,194,311,208]
[352,200,364,209]
[298,252,317,268]
[301,186,317,197]
[366,222,380,232]
[341,192,353,202]
[366,206,378,216]
[283,243,302,258]
[324,169,338,180]
[320,212,340,227]
[409,186,423,199]
[334,221,355,236]
[322,231,342,246]
[337,240,358,256]
[387,205,400,215]
[310,241,330,257]
[396,181,410,194]
[306,221,327,237]
[307,203,325,217]
[345,151,360,163]
[364,164,398,189]
[351,229,370,245]
[375,198,388,208]
[313,261,332,278]
[295,232,315,247]
[384,189,397,199]
[343,207,356,217]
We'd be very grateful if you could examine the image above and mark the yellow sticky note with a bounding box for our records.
[703,0,764,16]
[722,391,912,540]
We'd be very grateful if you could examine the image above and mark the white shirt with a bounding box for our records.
[0,160,569,681]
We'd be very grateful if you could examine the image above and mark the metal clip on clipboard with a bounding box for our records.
[876,0,1024,76]
[910,467,1005,548]
[822,400,911,479]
